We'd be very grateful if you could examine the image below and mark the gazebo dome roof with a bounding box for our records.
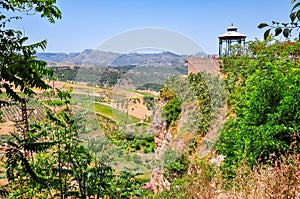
[218,25,246,40]
[227,26,238,31]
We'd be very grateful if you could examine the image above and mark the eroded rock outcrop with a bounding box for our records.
[150,101,172,193]
[150,98,200,193]
[149,60,225,194]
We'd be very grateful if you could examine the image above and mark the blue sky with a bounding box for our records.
[11,0,292,54]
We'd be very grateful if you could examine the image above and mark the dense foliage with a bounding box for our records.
[137,83,162,91]
[0,0,61,103]
[163,149,189,181]
[162,96,181,127]
[188,73,225,135]
[53,66,126,87]
[216,40,300,173]
[161,73,224,135]
[1,89,151,198]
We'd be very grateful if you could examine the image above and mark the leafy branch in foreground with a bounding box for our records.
[0,0,62,23]
[259,0,300,39]
[0,0,62,103]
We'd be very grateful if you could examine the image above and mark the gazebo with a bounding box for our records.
[218,25,246,56]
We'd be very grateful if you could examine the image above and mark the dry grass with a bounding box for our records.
[170,154,300,199]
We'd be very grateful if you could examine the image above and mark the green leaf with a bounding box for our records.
[290,12,296,22]
[0,189,9,198]
[283,28,290,38]
[264,29,271,40]
[24,141,56,152]
[275,27,282,36]
[292,2,300,12]
[296,10,300,20]
[258,23,269,29]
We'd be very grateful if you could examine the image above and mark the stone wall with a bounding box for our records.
[185,56,220,75]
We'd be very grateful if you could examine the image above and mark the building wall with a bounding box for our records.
[186,56,220,75]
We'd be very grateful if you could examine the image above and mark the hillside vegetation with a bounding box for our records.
[152,39,300,198]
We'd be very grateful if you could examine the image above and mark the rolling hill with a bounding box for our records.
[36,49,196,69]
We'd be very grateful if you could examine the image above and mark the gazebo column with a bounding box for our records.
[219,40,222,56]
[218,25,246,56]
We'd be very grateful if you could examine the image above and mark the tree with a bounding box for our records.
[1,88,113,198]
[0,1,62,197]
[0,0,61,103]
[0,2,150,198]
[259,0,300,39]
[216,40,300,174]
[219,1,300,171]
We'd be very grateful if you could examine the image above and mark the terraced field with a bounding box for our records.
[74,100,140,124]
[1,100,44,122]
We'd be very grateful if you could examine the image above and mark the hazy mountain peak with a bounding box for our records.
[36,49,193,68]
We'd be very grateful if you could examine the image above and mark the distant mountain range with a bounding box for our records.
[36,49,208,68]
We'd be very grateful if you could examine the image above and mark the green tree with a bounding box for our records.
[0,0,61,103]
[162,96,181,127]
[1,88,113,198]
[216,40,300,173]
[0,2,61,194]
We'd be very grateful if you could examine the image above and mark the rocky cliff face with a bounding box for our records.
[151,105,171,158]
[149,61,225,194]
[149,100,171,193]
[149,98,200,193]
[149,98,225,194]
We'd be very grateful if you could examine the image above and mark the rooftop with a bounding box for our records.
[219,25,246,39]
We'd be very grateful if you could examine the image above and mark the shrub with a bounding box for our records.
[162,96,181,127]
[143,148,150,153]
[134,144,141,151]
[216,40,300,171]
[163,149,189,181]
[132,154,142,164]
[140,140,147,146]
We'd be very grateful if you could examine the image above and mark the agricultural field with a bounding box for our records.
[0,80,158,177]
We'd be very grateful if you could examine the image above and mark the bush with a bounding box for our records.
[163,149,189,181]
[162,96,181,127]
[132,154,142,164]
[137,83,162,91]
[0,110,4,123]
[140,140,147,146]
[143,148,150,153]
[43,99,65,106]
[134,144,141,150]
[216,40,300,171]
